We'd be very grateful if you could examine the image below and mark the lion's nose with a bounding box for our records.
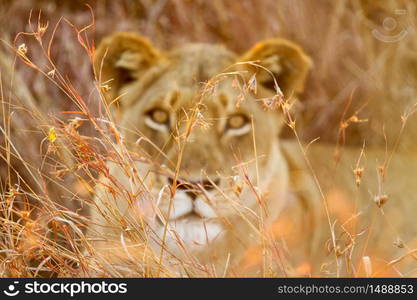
[168,177,220,200]
[197,178,220,191]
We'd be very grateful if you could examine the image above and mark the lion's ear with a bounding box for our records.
[94,32,162,102]
[240,39,312,98]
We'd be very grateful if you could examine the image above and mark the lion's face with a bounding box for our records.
[94,33,310,258]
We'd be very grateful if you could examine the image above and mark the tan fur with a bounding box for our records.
[90,32,313,275]
[89,32,417,277]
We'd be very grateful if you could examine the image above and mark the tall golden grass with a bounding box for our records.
[0,0,416,277]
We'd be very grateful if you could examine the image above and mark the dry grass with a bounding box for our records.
[0,0,417,277]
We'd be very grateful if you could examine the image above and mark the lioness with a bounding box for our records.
[89,32,417,277]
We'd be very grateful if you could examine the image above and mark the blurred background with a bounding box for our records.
[0,0,416,276]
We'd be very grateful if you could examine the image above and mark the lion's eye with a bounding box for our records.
[226,114,251,136]
[145,108,170,131]
[227,114,248,129]
[149,109,169,124]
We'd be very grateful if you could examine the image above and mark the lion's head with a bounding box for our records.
[92,32,311,269]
